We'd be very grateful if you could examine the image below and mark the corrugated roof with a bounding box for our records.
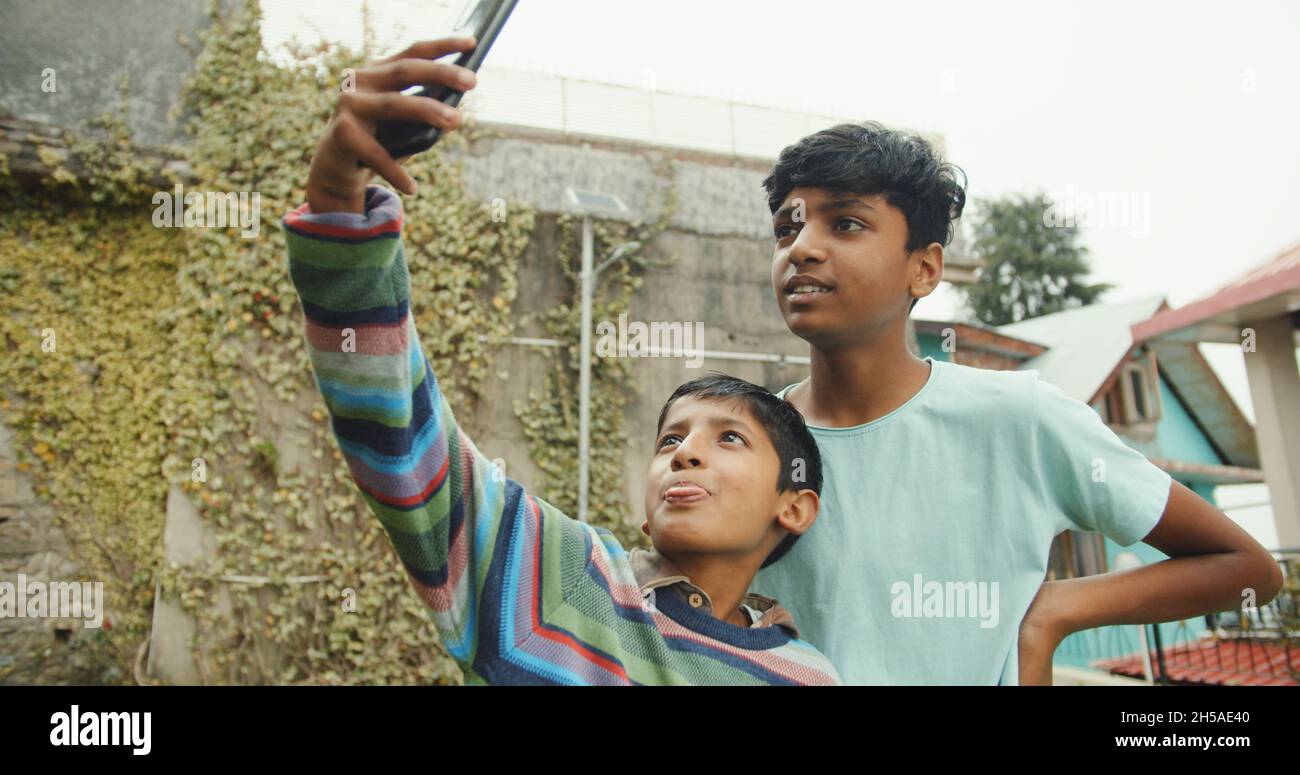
[1095,638,1299,686]
[1133,238,1300,344]
[1214,239,1300,293]
[998,296,1167,402]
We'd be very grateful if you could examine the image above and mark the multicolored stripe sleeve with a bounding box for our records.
[282,185,592,680]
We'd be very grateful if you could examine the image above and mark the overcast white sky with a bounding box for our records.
[263,0,1298,545]
[263,0,1300,305]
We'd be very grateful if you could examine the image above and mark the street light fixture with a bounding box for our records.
[564,187,640,523]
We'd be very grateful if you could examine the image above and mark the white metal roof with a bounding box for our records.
[998,295,1167,402]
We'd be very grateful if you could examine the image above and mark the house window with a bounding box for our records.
[1046,531,1109,580]
[1099,351,1163,426]
[1127,365,1152,419]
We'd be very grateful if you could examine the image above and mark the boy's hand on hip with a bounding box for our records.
[305,36,479,214]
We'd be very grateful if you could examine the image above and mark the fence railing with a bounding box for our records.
[464,66,878,160]
[1068,552,1300,685]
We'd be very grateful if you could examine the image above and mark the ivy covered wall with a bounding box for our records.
[0,0,808,684]
[0,0,687,684]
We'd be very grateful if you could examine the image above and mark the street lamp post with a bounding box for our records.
[565,188,638,523]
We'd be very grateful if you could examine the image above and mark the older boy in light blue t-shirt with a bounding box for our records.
[759,358,1170,684]
[752,121,1283,685]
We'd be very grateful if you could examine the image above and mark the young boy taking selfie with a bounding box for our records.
[283,37,839,685]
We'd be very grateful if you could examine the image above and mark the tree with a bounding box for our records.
[959,193,1112,326]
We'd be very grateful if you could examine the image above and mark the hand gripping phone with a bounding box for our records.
[373,0,519,159]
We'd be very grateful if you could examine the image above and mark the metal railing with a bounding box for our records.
[1081,552,1300,685]
[464,66,865,160]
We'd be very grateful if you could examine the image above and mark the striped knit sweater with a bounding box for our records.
[282,185,841,685]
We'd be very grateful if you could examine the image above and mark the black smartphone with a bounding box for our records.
[373,0,519,159]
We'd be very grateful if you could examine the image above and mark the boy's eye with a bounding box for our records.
[774,223,796,239]
[835,218,864,232]
[656,431,746,449]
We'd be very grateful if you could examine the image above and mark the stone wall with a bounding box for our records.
[0,414,98,682]
[0,0,237,147]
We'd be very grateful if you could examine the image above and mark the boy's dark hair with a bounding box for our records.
[761,121,968,312]
[655,372,822,569]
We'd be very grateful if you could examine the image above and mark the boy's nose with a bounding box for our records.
[670,440,704,470]
[787,234,828,266]
[671,455,701,470]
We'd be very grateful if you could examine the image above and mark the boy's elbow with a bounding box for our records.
[1245,548,1285,605]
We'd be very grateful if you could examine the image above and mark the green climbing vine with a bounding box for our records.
[0,0,535,684]
[0,192,183,683]
[0,0,682,686]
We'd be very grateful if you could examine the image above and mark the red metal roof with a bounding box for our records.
[1218,241,1300,293]
[1094,638,1299,686]
[1133,240,1300,344]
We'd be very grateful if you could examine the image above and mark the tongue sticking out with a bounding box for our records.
[664,484,709,503]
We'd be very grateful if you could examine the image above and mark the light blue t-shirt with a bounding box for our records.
[751,357,1173,685]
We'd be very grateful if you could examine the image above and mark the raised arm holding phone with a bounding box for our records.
[283,31,840,685]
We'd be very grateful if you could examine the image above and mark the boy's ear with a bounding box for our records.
[776,489,819,537]
[909,242,945,302]
[641,519,650,537]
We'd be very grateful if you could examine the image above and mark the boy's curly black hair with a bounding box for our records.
[762,121,968,310]
[655,372,822,569]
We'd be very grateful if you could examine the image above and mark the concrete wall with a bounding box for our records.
[0,416,86,680]
[1243,313,1300,548]
[0,0,236,147]
[443,125,816,523]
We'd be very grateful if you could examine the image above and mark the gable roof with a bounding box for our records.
[998,296,1166,403]
[1132,239,1300,345]
[994,295,1259,470]
[1143,338,1260,469]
